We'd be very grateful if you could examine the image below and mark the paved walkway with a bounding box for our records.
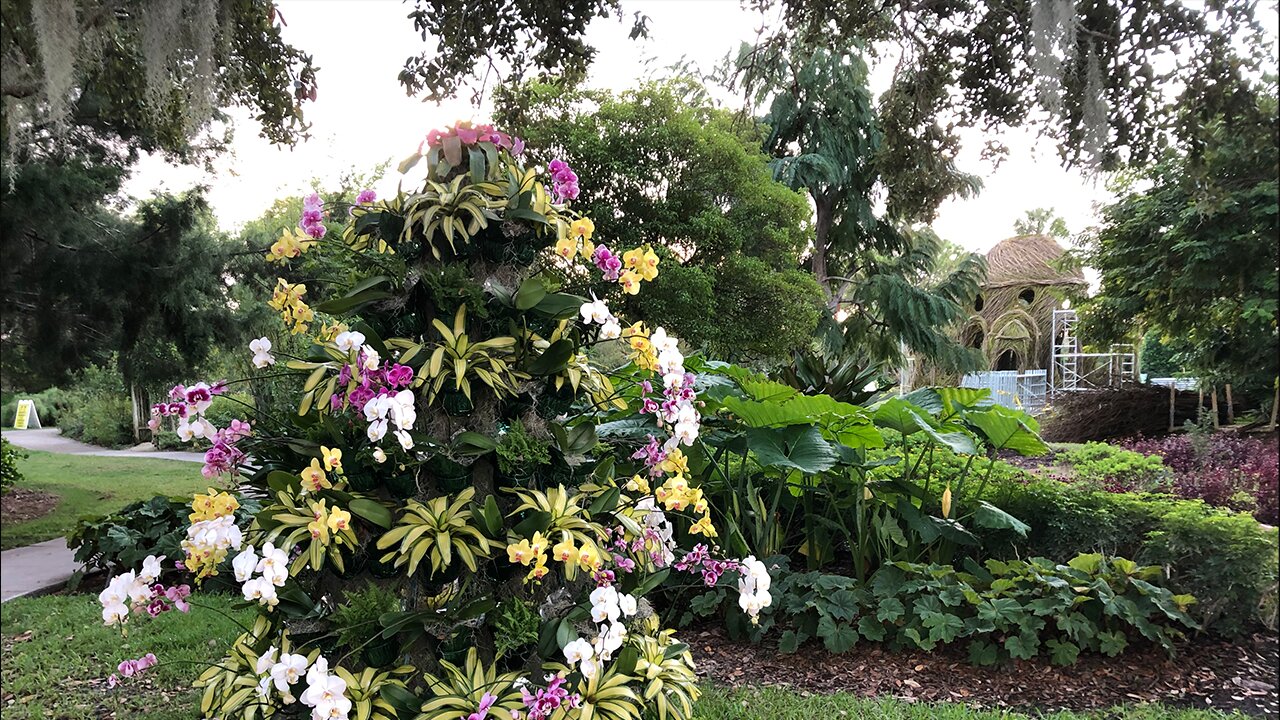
[3,427,205,463]
[0,539,83,602]
[1,429,203,602]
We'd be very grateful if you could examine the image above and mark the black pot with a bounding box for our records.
[480,236,508,263]
[495,465,536,488]
[440,390,474,416]
[501,393,535,419]
[536,384,575,419]
[348,472,378,493]
[362,637,401,668]
[335,547,370,579]
[387,472,418,499]
[369,549,400,579]
[428,455,472,493]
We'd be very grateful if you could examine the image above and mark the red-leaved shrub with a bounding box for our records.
[1119,434,1278,524]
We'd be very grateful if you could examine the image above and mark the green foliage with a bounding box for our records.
[1,387,69,427]
[1080,80,1278,392]
[1139,331,1186,378]
[492,598,542,659]
[2,188,249,390]
[330,582,403,650]
[1,438,28,493]
[696,552,1197,665]
[3,0,317,160]
[496,78,823,364]
[56,362,133,447]
[67,494,261,579]
[1060,442,1169,491]
[736,36,987,371]
[979,476,1279,636]
[495,420,551,477]
[1013,208,1070,239]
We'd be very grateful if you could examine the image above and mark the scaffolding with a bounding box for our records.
[1049,308,1136,394]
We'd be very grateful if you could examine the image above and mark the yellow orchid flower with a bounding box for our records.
[526,555,550,583]
[555,237,577,259]
[690,514,717,537]
[619,270,642,295]
[507,538,536,565]
[577,542,604,572]
[551,533,579,565]
[661,448,689,476]
[326,507,352,536]
[190,488,239,523]
[639,248,660,281]
[321,446,343,473]
[529,531,550,555]
[622,247,644,270]
[579,236,595,259]
[300,458,330,493]
[570,217,595,241]
[308,500,331,544]
[625,474,651,494]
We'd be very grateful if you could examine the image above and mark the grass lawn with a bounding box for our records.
[1,450,210,550]
[0,595,1247,720]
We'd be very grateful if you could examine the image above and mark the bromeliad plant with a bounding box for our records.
[90,122,754,720]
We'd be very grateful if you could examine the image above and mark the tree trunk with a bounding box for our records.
[812,196,833,306]
[1169,384,1176,432]
[1210,387,1220,429]
[1225,384,1234,425]
[1269,381,1278,431]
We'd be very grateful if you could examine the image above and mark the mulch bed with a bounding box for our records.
[0,487,58,524]
[689,626,1279,717]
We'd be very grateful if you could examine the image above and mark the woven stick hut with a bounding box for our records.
[960,234,1086,371]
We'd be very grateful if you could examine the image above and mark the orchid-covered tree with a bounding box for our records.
[98,121,763,720]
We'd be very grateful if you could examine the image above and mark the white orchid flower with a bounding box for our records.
[334,331,366,354]
[232,546,259,583]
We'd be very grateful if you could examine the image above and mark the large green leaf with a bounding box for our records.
[514,276,548,310]
[746,425,839,474]
[871,397,936,436]
[962,405,1049,455]
[527,339,574,375]
[971,500,1031,536]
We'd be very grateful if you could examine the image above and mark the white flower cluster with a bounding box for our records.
[364,389,416,449]
[635,497,677,567]
[334,330,366,355]
[97,555,164,626]
[249,337,276,368]
[649,327,700,449]
[233,543,289,609]
[736,556,773,622]
[255,648,352,719]
[562,586,639,679]
[579,297,622,339]
[180,514,244,574]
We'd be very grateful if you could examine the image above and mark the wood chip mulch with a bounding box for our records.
[689,627,1279,717]
[0,487,59,523]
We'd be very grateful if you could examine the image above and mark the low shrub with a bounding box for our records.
[1119,433,1278,523]
[976,478,1278,636]
[687,553,1198,666]
[1,437,27,493]
[1059,442,1169,492]
[58,364,134,447]
[67,494,261,581]
[1,387,70,428]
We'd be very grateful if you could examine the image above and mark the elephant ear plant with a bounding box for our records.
[86,121,765,720]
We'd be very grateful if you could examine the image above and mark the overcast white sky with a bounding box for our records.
[121,0,1273,255]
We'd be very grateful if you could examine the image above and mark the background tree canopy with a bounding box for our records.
[496,78,824,364]
[1,0,318,164]
[1079,80,1278,393]
[401,0,1270,176]
[0,182,243,390]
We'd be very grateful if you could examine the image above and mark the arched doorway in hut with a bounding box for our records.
[996,349,1020,371]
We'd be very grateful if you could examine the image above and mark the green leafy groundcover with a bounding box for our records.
[686,553,1198,666]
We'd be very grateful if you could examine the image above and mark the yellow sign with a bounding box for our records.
[13,399,40,429]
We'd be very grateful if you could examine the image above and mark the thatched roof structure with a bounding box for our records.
[984,234,1086,289]
[969,235,1085,372]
